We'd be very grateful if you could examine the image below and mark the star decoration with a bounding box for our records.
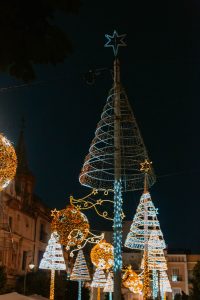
[93,189,98,195]
[105,30,126,56]
[140,159,152,173]
[51,208,59,218]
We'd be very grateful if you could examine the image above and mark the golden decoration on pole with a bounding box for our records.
[90,240,114,270]
[122,265,143,294]
[51,205,104,256]
[0,133,17,191]
[51,205,90,248]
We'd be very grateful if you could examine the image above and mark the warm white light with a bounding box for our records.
[29,263,35,270]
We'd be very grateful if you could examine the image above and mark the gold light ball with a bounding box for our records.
[90,239,114,270]
[122,265,143,294]
[0,134,17,191]
[51,205,89,248]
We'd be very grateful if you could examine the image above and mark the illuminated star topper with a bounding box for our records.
[140,159,152,173]
[104,30,126,56]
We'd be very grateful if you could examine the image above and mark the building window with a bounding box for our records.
[38,250,44,266]
[22,251,27,271]
[39,223,47,243]
[8,217,12,231]
[172,268,182,282]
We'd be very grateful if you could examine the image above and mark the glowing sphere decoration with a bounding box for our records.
[90,239,114,270]
[0,134,17,191]
[122,265,143,294]
[51,205,89,248]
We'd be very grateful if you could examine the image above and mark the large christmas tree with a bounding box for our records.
[39,231,66,300]
[70,250,91,300]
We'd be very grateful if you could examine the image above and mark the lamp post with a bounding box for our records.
[23,252,35,295]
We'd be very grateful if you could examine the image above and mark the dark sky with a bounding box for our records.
[0,0,200,252]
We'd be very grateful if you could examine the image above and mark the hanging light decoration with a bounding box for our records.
[51,205,90,248]
[122,265,143,294]
[51,205,104,256]
[0,133,17,191]
[90,240,114,270]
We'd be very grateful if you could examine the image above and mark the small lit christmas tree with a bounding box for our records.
[124,192,165,250]
[70,250,91,300]
[141,230,168,299]
[91,268,107,300]
[160,271,172,300]
[39,231,66,300]
[103,271,113,300]
[141,230,167,271]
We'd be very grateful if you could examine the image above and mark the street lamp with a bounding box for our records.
[24,252,35,295]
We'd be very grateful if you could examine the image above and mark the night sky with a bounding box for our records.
[0,0,200,252]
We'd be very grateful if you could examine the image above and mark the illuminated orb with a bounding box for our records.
[51,205,89,248]
[90,239,114,270]
[0,134,17,191]
[122,265,143,294]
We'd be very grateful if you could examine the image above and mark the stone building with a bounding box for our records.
[0,128,51,287]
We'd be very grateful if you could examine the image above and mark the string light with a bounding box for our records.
[90,240,114,270]
[113,180,123,272]
[0,133,17,191]
[70,189,125,221]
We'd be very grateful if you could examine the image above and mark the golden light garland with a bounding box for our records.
[70,189,125,221]
[90,239,114,270]
[51,205,90,248]
[0,134,17,191]
[143,249,151,300]
[122,265,143,294]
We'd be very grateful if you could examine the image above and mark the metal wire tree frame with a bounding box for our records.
[77,30,156,300]
[79,84,155,191]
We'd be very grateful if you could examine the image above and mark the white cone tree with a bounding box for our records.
[70,249,91,281]
[70,250,91,300]
[91,268,107,300]
[104,271,114,293]
[125,192,165,250]
[39,231,66,300]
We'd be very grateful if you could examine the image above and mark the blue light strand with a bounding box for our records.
[152,270,158,299]
[113,179,123,271]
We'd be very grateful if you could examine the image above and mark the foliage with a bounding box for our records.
[0,0,80,81]
[190,261,200,300]
[0,266,7,293]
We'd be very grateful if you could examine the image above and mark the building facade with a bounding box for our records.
[0,129,51,287]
